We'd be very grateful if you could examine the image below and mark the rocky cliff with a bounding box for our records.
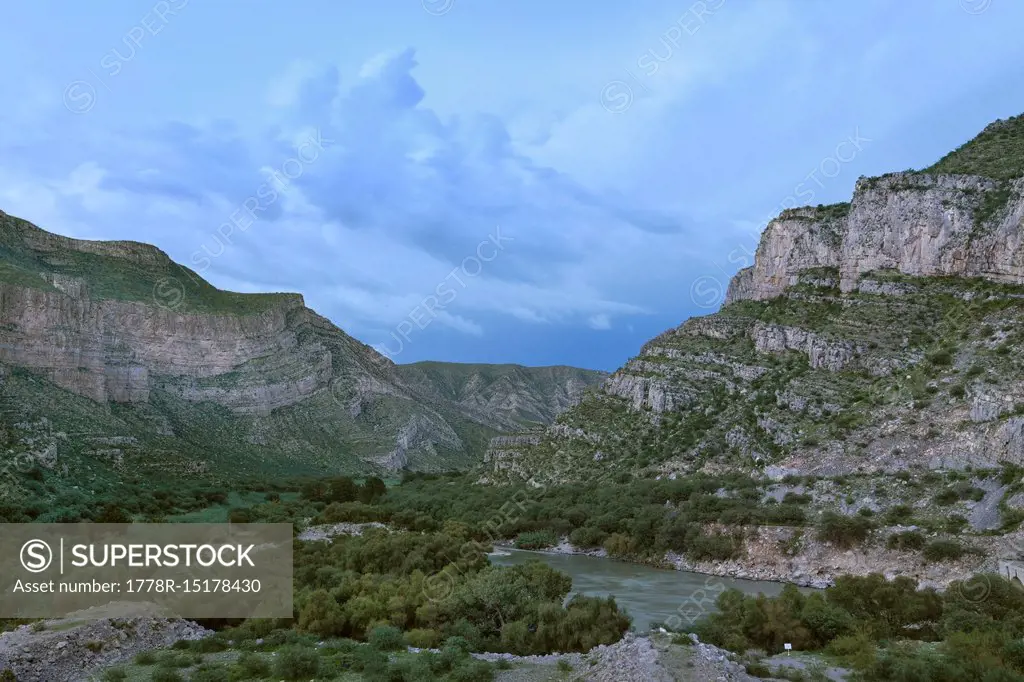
[487,114,1024,483]
[0,211,604,481]
[480,114,1024,582]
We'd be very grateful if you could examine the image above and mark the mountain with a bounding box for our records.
[0,210,605,486]
[485,114,1024,485]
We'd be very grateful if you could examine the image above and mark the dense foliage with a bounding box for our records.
[292,529,629,655]
[695,573,1024,680]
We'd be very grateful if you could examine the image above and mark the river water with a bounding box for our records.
[489,547,798,632]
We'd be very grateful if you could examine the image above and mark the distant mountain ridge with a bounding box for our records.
[0,210,605,484]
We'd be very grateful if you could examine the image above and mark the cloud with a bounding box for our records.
[0,46,762,360]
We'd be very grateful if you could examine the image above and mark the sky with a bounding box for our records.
[1,0,1023,371]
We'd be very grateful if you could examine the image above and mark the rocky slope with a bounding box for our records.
[0,210,603,484]
[481,114,1024,584]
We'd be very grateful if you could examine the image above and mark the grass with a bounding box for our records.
[924,114,1024,180]
[0,212,298,315]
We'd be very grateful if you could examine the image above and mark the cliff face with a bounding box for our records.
[0,211,602,478]
[726,173,1024,303]
[485,113,1024,485]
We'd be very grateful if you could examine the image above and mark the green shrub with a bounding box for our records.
[134,651,157,665]
[192,637,228,653]
[189,664,232,682]
[923,540,967,561]
[157,652,199,669]
[149,669,183,682]
[817,512,872,548]
[368,624,405,651]
[568,526,607,548]
[233,651,270,678]
[883,505,915,524]
[0,671,15,682]
[101,669,127,682]
[514,530,557,550]
[886,531,926,551]
[405,627,442,649]
[272,645,320,680]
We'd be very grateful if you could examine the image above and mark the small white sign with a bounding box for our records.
[784,643,793,651]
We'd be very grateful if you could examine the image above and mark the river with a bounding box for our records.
[489,547,802,632]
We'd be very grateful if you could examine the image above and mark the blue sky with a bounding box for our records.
[2,0,1023,371]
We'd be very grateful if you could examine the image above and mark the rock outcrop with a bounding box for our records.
[0,210,604,476]
[726,173,1024,303]
[488,113,1024,487]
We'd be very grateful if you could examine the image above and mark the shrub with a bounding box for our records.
[568,526,607,548]
[272,645,320,680]
[686,533,742,561]
[189,664,232,682]
[149,669,183,682]
[134,651,157,665]
[883,505,915,524]
[923,540,967,562]
[886,531,926,551]
[192,637,228,653]
[368,624,405,651]
[234,651,270,678]
[101,669,127,682]
[817,512,872,548]
[514,530,557,550]
[405,628,442,649]
[602,532,636,557]
[157,652,198,669]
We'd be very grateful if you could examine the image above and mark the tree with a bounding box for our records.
[360,476,388,503]
[327,476,358,504]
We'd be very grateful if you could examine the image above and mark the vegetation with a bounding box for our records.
[694,572,1024,680]
[925,114,1024,180]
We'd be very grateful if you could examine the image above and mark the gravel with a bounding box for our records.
[0,604,211,682]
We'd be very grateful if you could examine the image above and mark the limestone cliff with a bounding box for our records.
[485,113,1024,485]
[0,211,603,478]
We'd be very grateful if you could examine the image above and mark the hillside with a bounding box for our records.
[0,210,604,493]
[478,114,1024,585]
[485,113,1024,482]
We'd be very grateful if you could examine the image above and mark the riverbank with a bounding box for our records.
[499,523,1024,590]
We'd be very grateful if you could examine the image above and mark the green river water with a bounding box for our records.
[489,547,803,631]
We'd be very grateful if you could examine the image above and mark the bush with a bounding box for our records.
[886,531,926,551]
[568,526,607,548]
[883,505,915,524]
[405,628,442,649]
[923,540,967,562]
[233,651,270,678]
[134,651,157,665]
[514,530,557,550]
[368,624,406,651]
[157,652,199,669]
[686,533,742,561]
[272,645,320,680]
[149,669,183,682]
[189,664,232,682]
[101,669,127,682]
[817,512,872,548]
